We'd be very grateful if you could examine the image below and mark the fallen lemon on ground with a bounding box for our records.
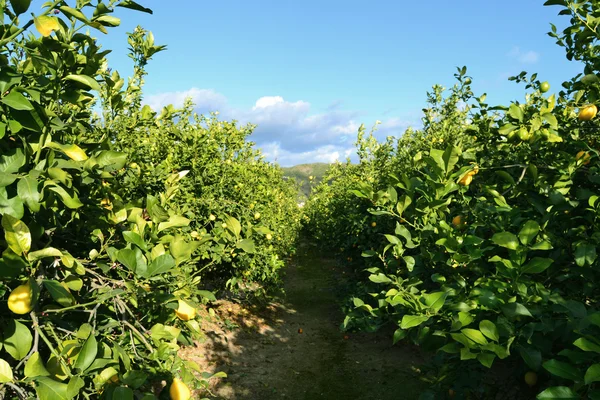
[169,378,191,400]
[175,300,196,321]
[524,371,538,387]
[579,104,597,121]
[8,282,33,314]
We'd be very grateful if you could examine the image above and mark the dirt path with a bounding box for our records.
[183,241,427,399]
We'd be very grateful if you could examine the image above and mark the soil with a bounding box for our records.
[180,241,428,400]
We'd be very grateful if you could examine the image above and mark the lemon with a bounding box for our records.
[458,174,473,186]
[371,222,376,227]
[576,150,591,165]
[254,212,260,219]
[579,104,597,121]
[266,233,272,240]
[452,215,465,228]
[169,378,192,400]
[524,371,538,387]
[540,81,550,93]
[8,282,33,314]
[175,300,196,321]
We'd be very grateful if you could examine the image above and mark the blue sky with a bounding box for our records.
[88,1,582,166]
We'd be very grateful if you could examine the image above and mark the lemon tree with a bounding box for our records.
[304,1,600,398]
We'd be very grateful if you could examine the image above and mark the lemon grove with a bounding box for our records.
[304,0,600,398]
[0,1,301,399]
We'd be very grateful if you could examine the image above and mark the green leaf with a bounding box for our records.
[43,280,76,307]
[17,175,41,212]
[3,320,32,360]
[46,184,83,209]
[574,337,600,353]
[117,0,153,13]
[93,15,121,26]
[585,364,600,385]
[461,328,488,345]
[574,242,597,267]
[34,377,69,400]
[543,359,581,381]
[236,238,256,253]
[0,187,24,219]
[58,6,90,23]
[157,215,190,232]
[479,320,499,342]
[28,247,62,262]
[66,376,85,398]
[509,103,524,122]
[491,232,519,250]
[400,315,429,329]
[392,328,406,345]
[73,334,97,372]
[25,352,51,378]
[0,359,13,383]
[117,248,147,277]
[146,254,175,277]
[223,215,242,237]
[64,74,100,91]
[122,231,147,251]
[197,290,217,302]
[477,353,495,368]
[501,303,532,318]
[113,386,134,399]
[536,387,578,400]
[0,90,33,110]
[522,257,553,274]
[0,148,25,173]
[519,220,540,245]
[520,346,542,370]
[422,292,447,313]
[9,0,32,15]
[2,214,31,255]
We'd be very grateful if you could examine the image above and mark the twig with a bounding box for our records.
[501,165,528,196]
[5,383,26,400]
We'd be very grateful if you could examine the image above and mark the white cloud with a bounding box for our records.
[144,88,226,114]
[508,46,540,64]
[143,87,418,166]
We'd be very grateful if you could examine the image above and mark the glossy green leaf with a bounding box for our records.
[0,90,33,110]
[73,334,97,372]
[43,280,76,307]
[543,359,581,381]
[479,320,499,342]
[519,220,540,245]
[2,214,31,255]
[536,386,578,399]
[3,320,32,360]
[491,232,519,250]
[25,352,51,378]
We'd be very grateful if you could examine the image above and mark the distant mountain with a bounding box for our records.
[282,163,331,200]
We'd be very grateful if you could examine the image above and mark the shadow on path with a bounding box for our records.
[182,241,427,400]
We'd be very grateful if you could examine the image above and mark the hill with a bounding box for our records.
[282,163,331,200]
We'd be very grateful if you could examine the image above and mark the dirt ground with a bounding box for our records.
[180,241,428,400]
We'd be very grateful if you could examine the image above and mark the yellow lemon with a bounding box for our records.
[371,222,376,227]
[8,282,33,314]
[169,378,192,400]
[579,104,597,121]
[254,212,260,219]
[175,300,196,321]
[458,174,473,186]
[576,150,591,165]
[266,233,272,240]
[209,214,216,221]
[452,215,465,228]
[524,371,538,387]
